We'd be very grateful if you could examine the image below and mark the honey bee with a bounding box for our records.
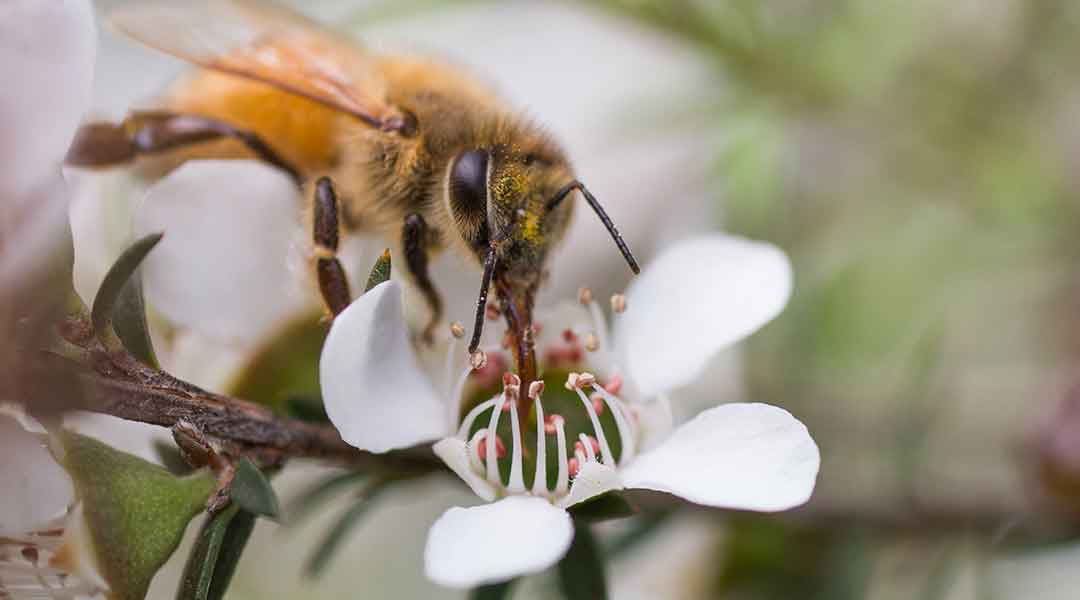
[66,0,639,387]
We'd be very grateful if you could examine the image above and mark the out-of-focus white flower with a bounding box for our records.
[320,234,819,588]
[0,0,95,300]
[0,0,96,201]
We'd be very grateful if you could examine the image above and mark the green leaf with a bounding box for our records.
[90,233,163,338]
[567,491,637,523]
[52,431,216,600]
[177,503,256,600]
[112,270,159,367]
[558,521,608,600]
[304,484,386,579]
[364,248,392,292]
[286,470,367,526]
[206,510,256,600]
[231,458,281,519]
[471,579,517,600]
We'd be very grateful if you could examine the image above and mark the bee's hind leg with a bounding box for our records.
[65,111,301,185]
[403,213,443,344]
[313,177,352,317]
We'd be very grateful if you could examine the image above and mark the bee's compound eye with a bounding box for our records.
[449,149,489,213]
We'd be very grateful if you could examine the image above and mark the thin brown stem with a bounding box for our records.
[56,315,441,475]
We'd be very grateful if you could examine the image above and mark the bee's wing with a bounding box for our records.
[110,0,406,132]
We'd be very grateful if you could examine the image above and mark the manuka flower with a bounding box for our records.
[320,233,820,588]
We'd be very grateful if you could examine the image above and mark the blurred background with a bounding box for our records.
[45,0,1080,598]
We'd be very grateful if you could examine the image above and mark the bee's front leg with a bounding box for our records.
[313,177,352,317]
[403,213,443,344]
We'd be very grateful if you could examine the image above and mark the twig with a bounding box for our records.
[56,314,441,475]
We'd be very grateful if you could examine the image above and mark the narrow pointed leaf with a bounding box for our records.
[113,271,159,367]
[558,521,608,600]
[304,484,386,579]
[90,233,162,336]
[231,458,280,519]
[177,503,256,600]
[363,248,392,292]
[206,509,256,600]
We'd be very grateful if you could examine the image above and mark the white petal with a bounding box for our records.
[616,234,792,396]
[620,403,819,512]
[424,497,573,588]
[0,0,95,198]
[135,161,313,344]
[557,461,623,509]
[432,438,497,502]
[0,415,72,535]
[320,281,449,453]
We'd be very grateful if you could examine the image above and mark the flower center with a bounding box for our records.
[455,360,636,500]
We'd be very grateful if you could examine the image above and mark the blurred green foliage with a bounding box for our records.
[585,0,1080,597]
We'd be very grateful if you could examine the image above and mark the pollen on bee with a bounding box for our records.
[450,321,465,339]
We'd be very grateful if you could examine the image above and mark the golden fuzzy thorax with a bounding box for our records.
[332,55,577,272]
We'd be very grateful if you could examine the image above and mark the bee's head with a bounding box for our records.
[445,141,640,369]
[446,143,574,289]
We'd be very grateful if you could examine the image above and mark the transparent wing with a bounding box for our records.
[110,0,409,132]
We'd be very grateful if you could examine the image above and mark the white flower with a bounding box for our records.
[0,0,95,302]
[320,233,820,588]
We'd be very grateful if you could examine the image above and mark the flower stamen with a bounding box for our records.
[589,384,637,465]
[531,381,548,496]
[484,395,506,485]
[505,374,526,493]
[553,416,569,496]
[568,372,615,467]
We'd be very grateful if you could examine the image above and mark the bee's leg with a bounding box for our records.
[65,111,301,185]
[313,177,352,317]
[403,213,442,344]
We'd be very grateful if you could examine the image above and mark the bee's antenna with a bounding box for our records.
[548,181,640,274]
[468,244,498,354]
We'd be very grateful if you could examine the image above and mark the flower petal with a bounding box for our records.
[432,438,497,502]
[135,161,313,344]
[424,496,573,588]
[0,0,96,198]
[0,415,72,535]
[320,281,449,453]
[620,403,819,512]
[616,234,792,396]
[557,461,623,508]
